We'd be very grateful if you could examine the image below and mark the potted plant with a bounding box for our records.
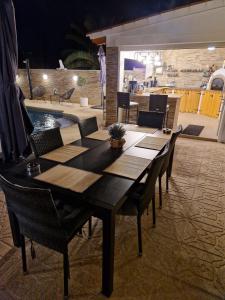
[108,123,126,148]
[78,76,88,107]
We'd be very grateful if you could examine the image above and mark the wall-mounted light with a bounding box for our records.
[154,54,160,62]
[43,74,48,80]
[73,75,78,82]
[208,46,216,51]
[154,61,162,67]
[16,74,19,82]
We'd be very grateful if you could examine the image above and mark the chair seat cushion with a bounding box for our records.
[55,201,93,239]
[118,183,145,216]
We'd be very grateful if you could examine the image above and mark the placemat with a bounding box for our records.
[135,136,167,151]
[35,165,102,193]
[41,145,88,163]
[104,154,150,180]
[123,125,157,134]
[87,130,110,141]
[125,146,159,160]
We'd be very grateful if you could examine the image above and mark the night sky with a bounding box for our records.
[13,0,202,68]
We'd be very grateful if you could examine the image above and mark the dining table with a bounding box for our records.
[2,128,172,297]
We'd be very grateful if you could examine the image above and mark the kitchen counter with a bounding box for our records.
[123,93,181,129]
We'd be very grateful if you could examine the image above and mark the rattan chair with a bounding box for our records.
[57,88,75,104]
[0,174,94,299]
[158,125,183,208]
[118,144,170,256]
[117,92,139,123]
[137,111,165,129]
[30,127,63,157]
[78,117,98,138]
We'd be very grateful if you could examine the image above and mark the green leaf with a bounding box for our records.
[65,34,89,49]
[64,51,99,69]
[70,23,85,35]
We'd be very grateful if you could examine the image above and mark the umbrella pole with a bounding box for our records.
[24,59,33,100]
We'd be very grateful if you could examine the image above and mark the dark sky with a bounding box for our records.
[13,0,203,68]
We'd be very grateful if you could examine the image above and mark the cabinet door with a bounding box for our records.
[200,91,222,117]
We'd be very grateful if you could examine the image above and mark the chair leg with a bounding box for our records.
[136,106,139,124]
[125,109,128,124]
[137,214,143,257]
[128,109,130,124]
[168,149,174,178]
[159,176,162,209]
[63,250,69,299]
[166,171,169,192]
[152,193,156,227]
[88,217,92,239]
[20,235,27,274]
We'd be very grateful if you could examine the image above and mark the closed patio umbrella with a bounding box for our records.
[92,45,106,110]
[98,45,106,109]
[0,0,33,162]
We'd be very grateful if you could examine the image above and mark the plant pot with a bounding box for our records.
[80,97,88,107]
[110,138,126,149]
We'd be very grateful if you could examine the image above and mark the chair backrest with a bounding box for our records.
[61,88,75,100]
[160,125,182,175]
[0,174,63,248]
[117,92,130,109]
[137,111,165,129]
[30,127,63,157]
[149,94,168,113]
[139,144,170,213]
[78,117,98,138]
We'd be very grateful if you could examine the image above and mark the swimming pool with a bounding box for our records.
[27,108,75,131]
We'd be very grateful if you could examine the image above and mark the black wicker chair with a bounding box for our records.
[78,117,98,138]
[149,94,169,127]
[118,144,170,256]
[30,127,63,157]
[158,125,182,208]
[0,174,94,299]
[137,111,165,129]
[117,92,139,123]
[58,88,75,104]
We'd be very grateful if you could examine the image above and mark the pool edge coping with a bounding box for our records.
[26,105,79,124]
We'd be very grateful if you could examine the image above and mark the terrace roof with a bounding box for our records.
[87,0,225,50]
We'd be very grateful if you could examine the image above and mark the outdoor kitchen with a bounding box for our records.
[116,47,225,137]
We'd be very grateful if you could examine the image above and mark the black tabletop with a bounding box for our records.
[2,132,157,211]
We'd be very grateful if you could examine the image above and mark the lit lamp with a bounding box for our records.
[43,74,48,80]
[16,74,19,82]
[208,46,216,51]
[73,75,78,82]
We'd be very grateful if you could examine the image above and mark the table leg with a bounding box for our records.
[102,210,115,297]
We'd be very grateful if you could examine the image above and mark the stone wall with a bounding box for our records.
[17,69,101,105]
[123,48,225,89]
[106,47,119,125]
[157,48,225,88]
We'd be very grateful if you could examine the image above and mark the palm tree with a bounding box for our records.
[63,19,99,70]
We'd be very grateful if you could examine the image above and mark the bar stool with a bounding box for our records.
[149,94,169,127]
[117,92,139,123]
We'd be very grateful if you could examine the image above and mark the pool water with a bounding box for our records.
[27,108,74,131]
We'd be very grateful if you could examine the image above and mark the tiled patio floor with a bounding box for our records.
[1,138,225,299]
[178,112,219,140]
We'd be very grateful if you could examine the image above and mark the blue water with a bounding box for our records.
[27,108,73,132]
